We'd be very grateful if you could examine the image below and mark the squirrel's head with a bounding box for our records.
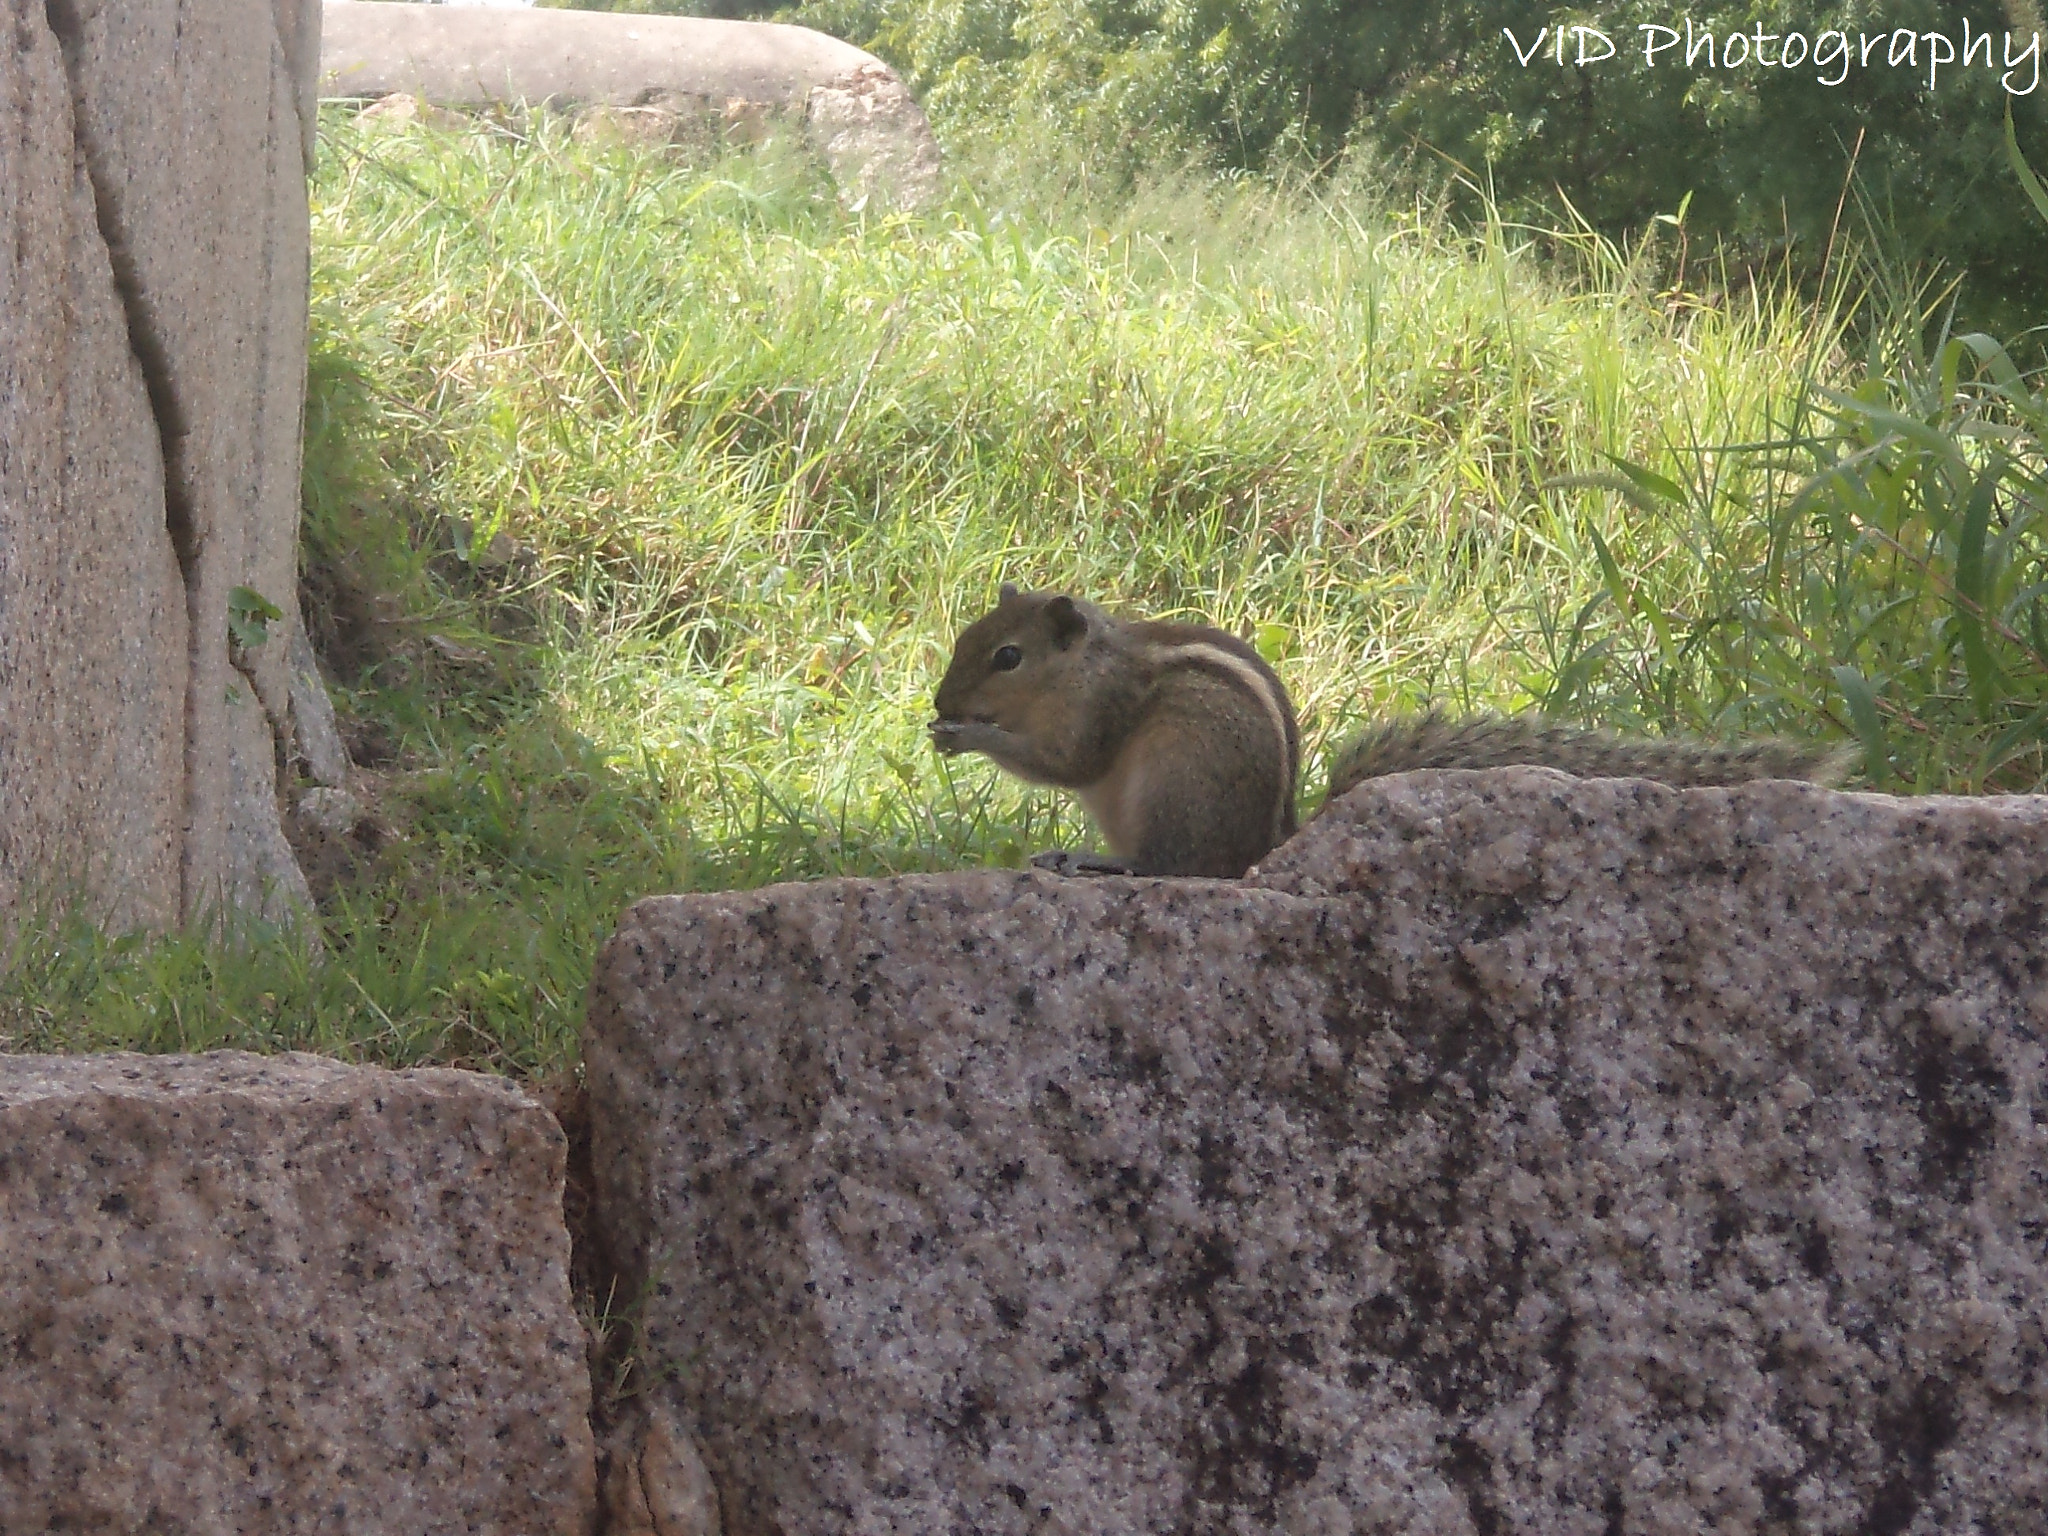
[931,584,1098,743]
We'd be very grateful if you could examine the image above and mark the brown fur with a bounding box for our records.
[931,587,1299,878]
[1325,709,1853,803]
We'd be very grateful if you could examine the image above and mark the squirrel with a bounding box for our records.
[931,585,1299,879]
[930,585,1851,880]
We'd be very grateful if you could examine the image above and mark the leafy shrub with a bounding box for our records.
[1550,119,2048,789]
[560,0,2048,330]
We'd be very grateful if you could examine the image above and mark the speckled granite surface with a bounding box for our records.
[0,1051,596,1535]
[588,771,2048,1535]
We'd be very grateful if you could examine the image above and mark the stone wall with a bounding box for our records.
[4,776,2045,1531]
[1,0,322,933]
[0,1052,596,1532]
[585,774,2048,1534]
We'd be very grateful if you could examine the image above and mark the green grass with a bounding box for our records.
[4,106,2043,1075]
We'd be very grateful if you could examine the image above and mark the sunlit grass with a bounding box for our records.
[7,107,2041,1074]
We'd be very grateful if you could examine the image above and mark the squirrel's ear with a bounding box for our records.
[999,582,1019,603]
[1045,595,1088,643]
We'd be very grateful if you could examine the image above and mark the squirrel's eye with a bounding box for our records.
[992,644,1023,671]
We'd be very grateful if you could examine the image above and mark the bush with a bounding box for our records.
[1544,111,2048,789]
[559,0,2048,332]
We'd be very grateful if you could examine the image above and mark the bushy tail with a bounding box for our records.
[1325,710,1854,804]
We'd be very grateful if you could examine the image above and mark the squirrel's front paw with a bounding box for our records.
[1030,849,1134,877]
[930,718,1003,756]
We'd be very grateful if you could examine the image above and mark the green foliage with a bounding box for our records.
[2011,98,2048,221]
[1550,323,2048,790]
[1368,0,2048,335]
[1540,105,2048,788]
[577,0,2048,329]
[227,585,284,653]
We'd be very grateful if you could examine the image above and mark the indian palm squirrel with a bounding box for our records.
[930,585,1850,879]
